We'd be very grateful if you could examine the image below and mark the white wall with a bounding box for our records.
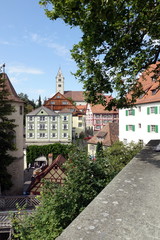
[119,102,160,145]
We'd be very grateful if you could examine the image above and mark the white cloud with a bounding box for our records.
[8,65,44,75]
[30,32,70,58]
[0,40,12,45]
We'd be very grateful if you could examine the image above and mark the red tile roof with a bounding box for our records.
[128,62,160,105]
[88,96,118,114]
[0,73,23,103]
[64,91,85,102]
[87,122,119,146]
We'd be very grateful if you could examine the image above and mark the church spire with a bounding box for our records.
[56,68,64,95]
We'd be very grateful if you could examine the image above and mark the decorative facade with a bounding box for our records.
[44,92,79,112]
[27,154,67,195]
[86,96,119,132]
[119,63,160,145]
[26,106,72,145]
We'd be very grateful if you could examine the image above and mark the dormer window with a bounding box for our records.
[151,89,158,95]
[151,76,156,82]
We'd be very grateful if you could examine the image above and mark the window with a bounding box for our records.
[126,109,135,116]
[103,114,107,118]
[51,116,56,121]
[147,106,158,114]
[52,124,57,130]
[28,124,34,130]
[20,106,23,115]
[126,125,135,131]
[63,116,68,121]
[138,123,141,128]
[78,122,82,127]
[151,76,156,82]
[95,125,101,130]
[62,101,68,105]
[78,116,82,120]
[152,89,158,95]
[96,120,100,124]
[58,84,61,87]
[95,114,100,118]
[58,79,61,82]
[123,139,127,144]
[40,133,46,138]
[29,133,33,138]
[63,124,68,130]
[40,116,45,121]
[63,133,68,138]
[28,116,33,121]
[103,120,108,124]
[147,125,158,133]
[51,133,57,138]
[40,124,46,130]
[51,101,55,105]
[56,95,61,98]
[138,106,141,112]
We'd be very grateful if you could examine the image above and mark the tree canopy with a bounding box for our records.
[39,0,160,109]
[0,74,17,192]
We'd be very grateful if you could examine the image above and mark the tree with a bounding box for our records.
[96,141,103,157]
[39,0,160,109]
[37,95,42,108]
[0,74,17,192]
[18,93,35,124]
[12,142,142,239]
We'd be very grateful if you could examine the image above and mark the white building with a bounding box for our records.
[119,63,160,145]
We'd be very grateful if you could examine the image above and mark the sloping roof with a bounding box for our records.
[88,96,118,114]
[27,154,67,194]
[87,122,119,146]
[64,91,85,102]
[27,106,57,116]
[0,73,23,103]
[128,62,160,105]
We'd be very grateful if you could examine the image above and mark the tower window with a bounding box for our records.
[58,79,61,82]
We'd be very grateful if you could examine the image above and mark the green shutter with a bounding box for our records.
[132,109,135,116]
[126,125,128,131]
[147,125,150,132]
[147,107,150,115]
[132,125,135,131]
[126,110,128,116]
[156,125,158,133]
[155,106,158,114]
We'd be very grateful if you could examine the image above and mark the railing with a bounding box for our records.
[0,195,40,211]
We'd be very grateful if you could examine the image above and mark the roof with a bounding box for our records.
[128,62,160,105]
[64,91,85,102]
[88,96,118,114]
[27,106,57,116]
[87,122,119,146]
[27,154,67,193]
[0,73,23,103]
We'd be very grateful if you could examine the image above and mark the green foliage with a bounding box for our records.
[0,74,17,191]
[26,143,73,164]
[96,141,103,157]
[39,0,160,109]
[12,142,142,239]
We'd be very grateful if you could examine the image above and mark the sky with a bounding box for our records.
[0,0,83,103]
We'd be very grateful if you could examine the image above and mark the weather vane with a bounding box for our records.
[0,64,5,73]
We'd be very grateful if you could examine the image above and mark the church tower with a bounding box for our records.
[56,68,64,95]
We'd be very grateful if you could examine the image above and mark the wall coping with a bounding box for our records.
[57,140,160,240]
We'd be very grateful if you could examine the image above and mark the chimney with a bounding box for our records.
[48,153,53,166]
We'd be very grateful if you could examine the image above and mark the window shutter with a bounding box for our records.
[155,106,158,114]
[156,125,158,133]
[132,109,135,116]
[147,125,150,132]
[126,110,128,116]
[147,107,150,115]
[126,125,128,131]
[45,124,47,129]
[132,125,135,131]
